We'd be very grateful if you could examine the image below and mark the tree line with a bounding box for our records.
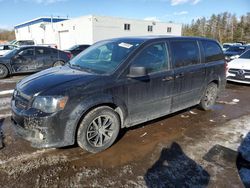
[182,12,250,44]
[0,29,15,41]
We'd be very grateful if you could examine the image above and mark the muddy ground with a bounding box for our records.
[0,75,250,187]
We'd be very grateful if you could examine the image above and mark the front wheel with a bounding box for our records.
[199,83,218,111]
[0,64,9,79]
[77,106,120,153]
[53,61,65,67]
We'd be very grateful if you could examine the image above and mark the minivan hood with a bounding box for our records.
[17,66,97,96]
[228,58,250,70]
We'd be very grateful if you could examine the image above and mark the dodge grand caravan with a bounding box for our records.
[11,36,226,153]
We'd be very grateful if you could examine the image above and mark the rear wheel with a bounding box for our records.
[77,106,120,153]
[0,64,9,79]
[53,61,65,67]
[199,83,218,110]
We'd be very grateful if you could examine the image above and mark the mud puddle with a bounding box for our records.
[0,82,249,187]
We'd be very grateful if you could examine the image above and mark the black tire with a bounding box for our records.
[77,106,120,153]
[199,82,218,111]
[0,64,9,79]
[53,61,65,67]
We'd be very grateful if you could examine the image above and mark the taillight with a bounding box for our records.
[67,53,73,59]
[225,60,228,75]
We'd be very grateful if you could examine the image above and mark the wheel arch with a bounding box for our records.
[0,63,11,77]
[200,79,219,100]
[64,94,128,145]
[53,60,65,66]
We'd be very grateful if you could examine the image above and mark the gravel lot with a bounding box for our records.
[0,75,249,187]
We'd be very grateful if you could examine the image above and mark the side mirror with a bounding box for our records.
[128,66,148,78]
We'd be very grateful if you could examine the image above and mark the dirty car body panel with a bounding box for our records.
[11,36,226,149]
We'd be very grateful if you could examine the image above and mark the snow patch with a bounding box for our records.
[0,90,14,95]
[0,97,11,110]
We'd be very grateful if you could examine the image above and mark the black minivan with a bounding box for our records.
[11,36,226,153]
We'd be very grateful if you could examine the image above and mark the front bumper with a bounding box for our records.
[11,100,70,148]
[227,71,250,84]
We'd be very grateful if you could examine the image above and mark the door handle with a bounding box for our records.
[162,76,174,81]
[175,73,184,79]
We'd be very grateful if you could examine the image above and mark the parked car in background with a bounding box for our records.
[222,43,233,51]
[222,42,242,52]
[0,44,17,56]
[11,36,226,153]
[65,44,90,57]
[227,49,250,84]
[12,40,35,46]
[37,44,58,49]
[224,45,250,62]
[0,46,72,78]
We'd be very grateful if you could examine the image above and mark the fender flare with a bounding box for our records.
[63,93,128,145]
[0,63,12,74]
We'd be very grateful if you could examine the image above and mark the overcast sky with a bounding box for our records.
[0,0,249,29]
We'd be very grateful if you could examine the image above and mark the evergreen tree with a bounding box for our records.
[183,12,250,43]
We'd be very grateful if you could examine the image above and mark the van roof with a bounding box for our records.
[106,36,218,43]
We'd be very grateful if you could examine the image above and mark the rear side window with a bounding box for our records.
[202,41,223,62]
[171,40,200,68]
[36,48,51,55]
[18,48,35,56]
[51,48,59,54]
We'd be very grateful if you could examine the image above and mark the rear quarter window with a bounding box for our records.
[51,49,60,54]
[171,40,200,68]
[36,48,51,55]
[201,40,224,62]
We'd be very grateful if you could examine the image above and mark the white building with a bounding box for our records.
[15,15,182,50]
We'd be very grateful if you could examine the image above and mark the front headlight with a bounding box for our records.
[32,96,68,113]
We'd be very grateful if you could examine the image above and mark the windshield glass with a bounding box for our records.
[3,48,18,57]
[240,50,250,59]
[68,45,78,51]
[69,39,143,74]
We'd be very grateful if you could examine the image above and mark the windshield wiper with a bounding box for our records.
[70,64,82,70]
[70,64,95,73]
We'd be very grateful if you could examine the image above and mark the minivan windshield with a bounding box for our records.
[69,40,143,74]
[240,50,250,59]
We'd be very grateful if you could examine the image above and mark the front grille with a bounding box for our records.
[228,68,250,75]
[13,90,31,110]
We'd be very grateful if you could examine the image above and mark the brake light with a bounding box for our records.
[225,60,228,75]
[66,53,73,59]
